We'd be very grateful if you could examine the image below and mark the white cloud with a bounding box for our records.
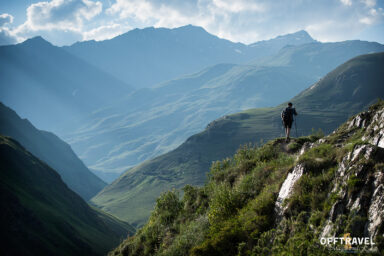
[340,0,353,6]
[211,0,265,13]
[0,13,14,26]
[359,6,384,25]
[361,0,376,8]
[0,13,18,46]
[24,0,102,31]
[4,0,384,45]
[105,0,384,43]
[7,0,103,45]
[0,28,18,46]
[83,23,131,41]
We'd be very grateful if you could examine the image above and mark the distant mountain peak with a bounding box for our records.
[174,24,207,32]
[250,30,315,47]
[21,36,52,47]
[120,24,209,37]
[272,30,314,41]
[292,29,310,35]
[289,30,314,40]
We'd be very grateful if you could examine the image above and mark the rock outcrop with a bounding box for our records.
[275,101,384,253]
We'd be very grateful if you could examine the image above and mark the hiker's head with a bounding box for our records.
[288,102,293,107]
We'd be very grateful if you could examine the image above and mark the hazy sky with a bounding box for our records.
[1,0,383,46]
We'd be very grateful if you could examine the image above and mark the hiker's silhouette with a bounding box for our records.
[281,102,297,142]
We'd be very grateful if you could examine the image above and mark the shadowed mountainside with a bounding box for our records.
[0,135,135,256]
[0,102,106,200]
[0,36,132,132]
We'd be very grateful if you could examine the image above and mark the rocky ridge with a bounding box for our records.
[276,101,384,253]
[110,101,384,256]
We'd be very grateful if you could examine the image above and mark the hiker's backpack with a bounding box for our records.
[282,107,292,123]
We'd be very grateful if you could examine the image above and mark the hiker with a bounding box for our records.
[281,102,297,142]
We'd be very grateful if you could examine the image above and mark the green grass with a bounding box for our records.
[92,52,384,227]
[109,100,384,256]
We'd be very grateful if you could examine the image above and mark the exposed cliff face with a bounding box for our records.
[275,101,384,253]
[110,101,384,256]
[275,164,305,219]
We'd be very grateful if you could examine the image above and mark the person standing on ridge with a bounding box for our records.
[281,102,297,142]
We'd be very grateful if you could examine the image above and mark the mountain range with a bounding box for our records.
[64,25,315,89]
[2,24,384,255]
[91,52,384,227]
[0,135,135,256]
[2,26,383,183]
[0,102,106,200]
[64,39,384,182]
[253,39,384,79]
[0,26,319,181]
[0,37,132,132]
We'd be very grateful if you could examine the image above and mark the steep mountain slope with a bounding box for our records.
[65,25,315,88]
[67,64,314,181]
[66,40,384,182]
[92,52,384,226]
[0,135,135,256]
[0,36,132,132]
[110,101,384,256]
[0,102,106,200]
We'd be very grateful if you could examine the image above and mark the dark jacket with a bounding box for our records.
[281,107,297,123]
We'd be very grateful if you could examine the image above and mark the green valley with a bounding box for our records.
[65,39,384,182]
[92,52,384,227]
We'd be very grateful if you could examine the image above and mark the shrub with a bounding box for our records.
[309,210,323,227]
[299,144,336,172]
[208,183,243,226]
[182,185,209,217]
[286,166,336,217]
[310,128,325,140]
[190,218,246,256]
[255,144,279,162]
[345,215,367,237]
[160,215,209,256]
[153,190,182,225]
[239,190,276,239]
[347,174,364,197]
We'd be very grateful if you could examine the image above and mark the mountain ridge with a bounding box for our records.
[0,135,135,256]
[0,102,106,200]
[0,36,132,133]
[64,25,316,88]
[92,51,384,226]
[109,100,384,255]
[67,40,384,182]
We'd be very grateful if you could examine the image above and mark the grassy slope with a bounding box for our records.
[109,101,384,256]
[66,40,384,180]
[0,135,135,256]
[92,52,384,227]
[0,102,107,200]
[68,64,314,181]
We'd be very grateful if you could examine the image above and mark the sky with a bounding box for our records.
[0,0,383,46]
